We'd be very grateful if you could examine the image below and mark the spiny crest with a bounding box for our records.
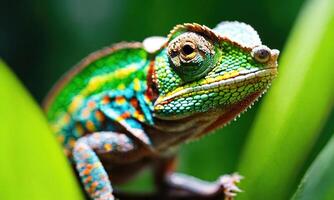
[167,22,263,51]
[167,23,220,42]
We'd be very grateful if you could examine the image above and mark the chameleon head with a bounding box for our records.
[152,22,279,122]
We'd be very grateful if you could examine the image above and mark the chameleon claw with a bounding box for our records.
[217,173,243,199]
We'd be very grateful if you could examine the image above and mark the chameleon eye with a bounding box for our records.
[167,32,215,82]
[180,42,197,60]
[252,45,271,63]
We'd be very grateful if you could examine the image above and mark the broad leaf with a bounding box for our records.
[237,0,334,199]
[0,60,83,200]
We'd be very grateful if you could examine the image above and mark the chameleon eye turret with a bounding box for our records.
[167,32,216,82]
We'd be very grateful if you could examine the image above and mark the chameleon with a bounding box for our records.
[43,21,279,200]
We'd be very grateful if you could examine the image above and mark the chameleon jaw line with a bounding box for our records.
[155,68,277,105]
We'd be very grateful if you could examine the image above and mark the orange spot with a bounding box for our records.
[130,98,138,107]
[75,123,84,135]
[69,138,76,148]
[144,94,151,103]
[91,181,99,187]
[120,111,131,119]
[88,101,96,109]
[83,168,91,176]
[101,96,110,104]
[86,121,96,132]
[95,111,105,121]
[115,111,131,122]
[133,110,145,122]
[84,176,92,184]
[133,110,139,117]
[82,108,90,118]
[115,96,126,105]
[90,181,99,192]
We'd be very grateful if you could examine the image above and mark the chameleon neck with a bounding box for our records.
[146,91,261,152]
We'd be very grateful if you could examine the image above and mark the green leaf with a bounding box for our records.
[292,133,334,200]
[0,60,83,200]
[237,0,334,199]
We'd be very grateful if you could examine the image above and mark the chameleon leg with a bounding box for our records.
[154,157,242,200]
[73,132,135,200]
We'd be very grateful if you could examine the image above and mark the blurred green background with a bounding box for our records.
[1,0,334,199]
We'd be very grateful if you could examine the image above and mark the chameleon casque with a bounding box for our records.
[43,21,279,200]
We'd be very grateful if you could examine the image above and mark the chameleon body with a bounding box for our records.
[44,21,279,200]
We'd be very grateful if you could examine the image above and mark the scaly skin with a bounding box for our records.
[43,21,279,200]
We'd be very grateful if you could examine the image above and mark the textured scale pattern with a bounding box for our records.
[47,47,149,120]
[74,132,135,200]
[213,21,262,48]
[153,42,274,117]
[46,46,154,153]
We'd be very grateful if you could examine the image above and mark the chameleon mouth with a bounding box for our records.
[155,67,277,106]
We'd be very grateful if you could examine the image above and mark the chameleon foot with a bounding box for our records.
[73,132,135,200]
[217,173,243,200]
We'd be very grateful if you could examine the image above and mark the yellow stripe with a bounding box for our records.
[133,78,141,91]
[80,64,138,96]
[54,64,141,128]
[69,96,84,113]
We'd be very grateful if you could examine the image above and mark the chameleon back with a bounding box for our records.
[43,43,154,153]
